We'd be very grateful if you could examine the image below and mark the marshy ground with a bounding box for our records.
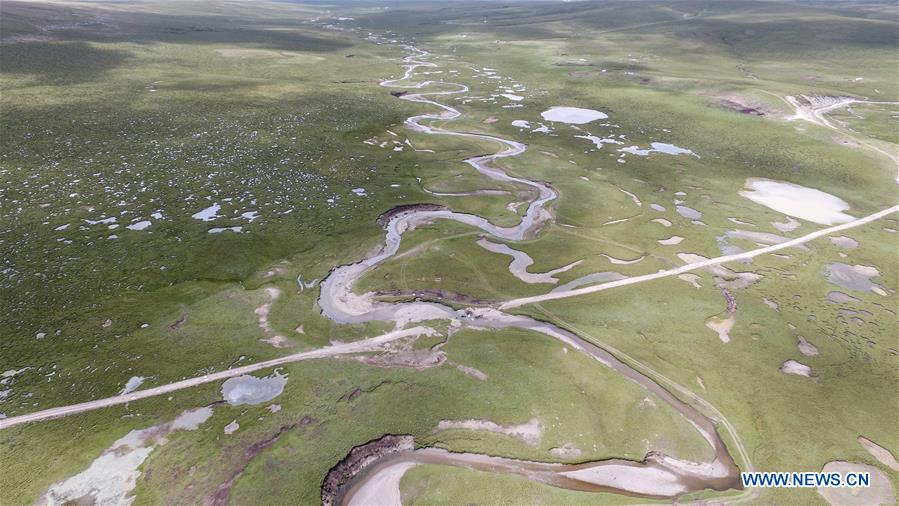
[1,1,897,505]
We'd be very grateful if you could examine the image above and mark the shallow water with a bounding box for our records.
[191,203,221,221]
[541,106,608,124]
[619,143,698,157]
[740,179,853,225]
[676,206,702,220]
[221,372,287,406]
[829,236,858,249]
[827,291,860,304]
[824,263,887,295]
[576,134,623,149]
[120,376,145,395]
[126,220,152,231]
[327,47,743,504]
[208,226,243,234]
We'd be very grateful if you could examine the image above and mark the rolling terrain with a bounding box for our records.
[1,1,897,505]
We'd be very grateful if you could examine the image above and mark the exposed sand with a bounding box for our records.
[772,216,800,232]
[435,418,542,445]
[797,336,819,357]
[706,315,735,343]
[858,437,899,471]
[740,178,854,225]
[678,273,702,289]
[549,443,583,459]
[2,327,437,429]
[779,360,817,380]
[601,253,645,265]
[817,461,895,505]
[724,229,808,250]
[455,364,488,381]
[619,143,698,158]
[256,287,291,347]
[39,407,213,506]
[830,235,859,249]
[659,236,684,245]
[119,376,145,395]
[676,206,702,220]
[541,106,607,124]
[360,347,446,371]
[828,291,861,304]
[561,464,688,496]
[346,461,419,506]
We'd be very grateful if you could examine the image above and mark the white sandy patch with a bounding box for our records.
[208,226,243,234]
[191,202,221,221]
[256,287,290,347]
[346,461,419,506]
[576,134,624,149]
[779,359,816,379]
[40,407,213,505]
[126,220,152,231]
[652,218,672,227]
[549,443,583,459]
[706,315,734,343]
[224,420,240,435]
[562,464,688,496]
[619,143,698,157]
[659,236,684,245]
[511,120,530,128]
[678,273,702,288]
[797,336,819,357]
[541,106,607,124]
[740,179,854,225]
[772,216,800,232]
[601,253,645,265]
[817,461,895,506]
[119,376,145,395]
[830,235,859,249]
[723,230,808,250]
[456,364,488,381]
[435,418,541,445]
[615,186,642,206]
[858,437,899,471]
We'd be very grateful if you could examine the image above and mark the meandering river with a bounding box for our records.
[320,47,744,504]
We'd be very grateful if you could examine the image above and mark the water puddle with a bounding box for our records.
[824,263,887,295]
[541,106,608,124]
[619,143,698,157]
[191,202,221,222]
[221,372,288,406]
[739,179,853,225]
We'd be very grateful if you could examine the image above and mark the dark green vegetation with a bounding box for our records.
[1,1,897,505]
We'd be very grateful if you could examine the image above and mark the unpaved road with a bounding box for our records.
[0,327,435,430]
[6,43,896,506]
[501,204,899,309]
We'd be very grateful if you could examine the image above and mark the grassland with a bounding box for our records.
[1,0,897,505]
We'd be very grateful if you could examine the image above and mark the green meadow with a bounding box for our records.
[1,0,896,504]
